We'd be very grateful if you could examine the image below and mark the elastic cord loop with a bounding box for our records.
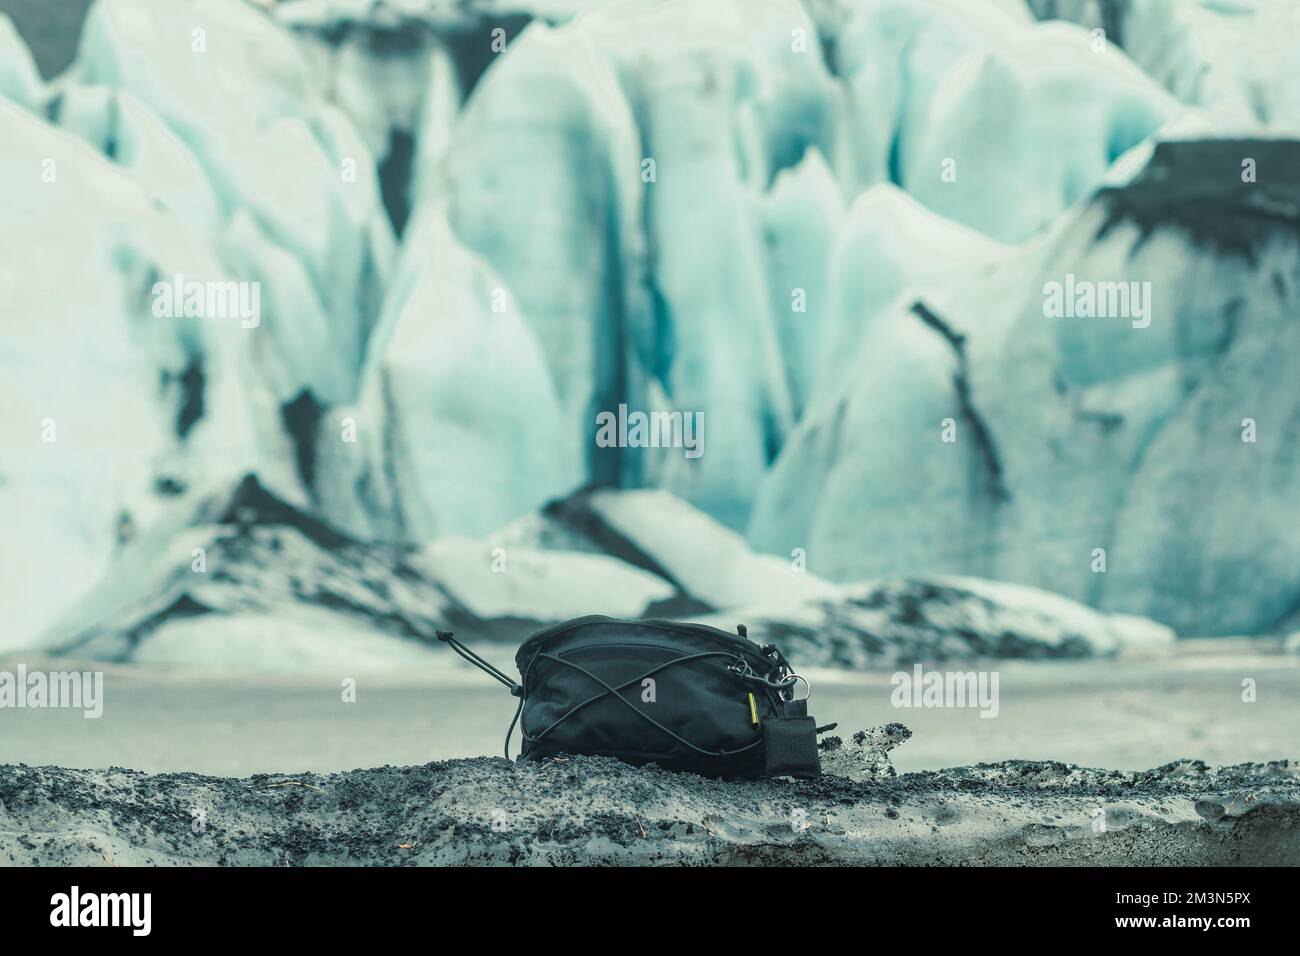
[437,631,521,694]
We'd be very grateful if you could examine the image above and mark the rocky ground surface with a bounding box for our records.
[2,726,1296,866]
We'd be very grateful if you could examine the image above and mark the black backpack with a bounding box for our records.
[438,616,832,779]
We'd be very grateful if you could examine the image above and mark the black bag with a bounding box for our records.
[438,616,830,779]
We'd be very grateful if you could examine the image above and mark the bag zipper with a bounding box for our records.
[519,616,773,671]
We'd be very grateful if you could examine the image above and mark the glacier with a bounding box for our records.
[0,94,266,650]
[312,208,580,543]
[1,0,1298,661]
[66,0,396,405]
[751,138,1300,636]
[1025,0,1300,132]
[0,12,43,110]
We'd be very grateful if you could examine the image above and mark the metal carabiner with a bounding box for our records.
[782,673,811,702]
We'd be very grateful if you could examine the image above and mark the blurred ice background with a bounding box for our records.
[1,0,1298,772]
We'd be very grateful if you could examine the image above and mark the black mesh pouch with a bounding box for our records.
[762,715,821,779]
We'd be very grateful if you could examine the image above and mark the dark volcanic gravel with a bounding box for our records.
[2,740,1297,866]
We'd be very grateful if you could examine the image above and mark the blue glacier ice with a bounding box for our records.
[66,0,396,402]
[0,97,265,650]
[0,13,44,110]
[1027,0,1300,132]
[2,0,1299,659]
[314,208,580,542]
[750,139,1300,636]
